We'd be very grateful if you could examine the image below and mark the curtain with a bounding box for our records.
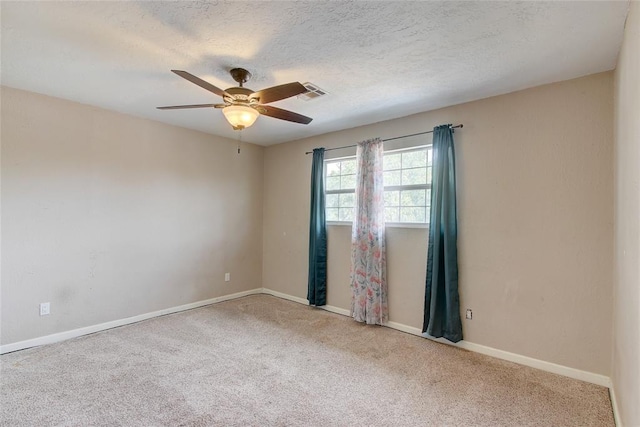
[422,124,463,342]
[350,138,388,325]
[308,148,327,306]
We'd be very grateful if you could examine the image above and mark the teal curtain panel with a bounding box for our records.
[308,148,327,306]
[423,125,463,343]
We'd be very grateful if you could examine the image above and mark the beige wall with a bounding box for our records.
[263,72,614,376]
[0,68,618,383]
[0,87,264,345]
[613,1,640,425]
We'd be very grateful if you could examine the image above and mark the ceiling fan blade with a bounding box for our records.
[257,105,312,124]
[157,104,220,110]
[251,82,307,104]
[171,70,230,98]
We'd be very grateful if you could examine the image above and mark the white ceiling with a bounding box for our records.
[0,1,629,146]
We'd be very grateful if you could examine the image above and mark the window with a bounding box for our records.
[325,146,432,224]
[325,158,357,222]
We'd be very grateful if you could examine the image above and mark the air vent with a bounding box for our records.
[298,82,327,101]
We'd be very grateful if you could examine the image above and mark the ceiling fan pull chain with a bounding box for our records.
[237,130,243,154]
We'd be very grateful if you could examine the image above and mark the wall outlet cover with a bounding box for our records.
[40,302,51,316]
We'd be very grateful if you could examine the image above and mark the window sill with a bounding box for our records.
[327,221,429,229]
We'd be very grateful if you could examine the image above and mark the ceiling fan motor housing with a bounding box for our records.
[225,87,256,105]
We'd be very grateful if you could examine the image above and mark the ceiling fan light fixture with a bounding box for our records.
[159,69,312,127]
[222,105,259,130]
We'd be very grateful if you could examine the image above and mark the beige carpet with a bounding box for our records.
[1,294,613,426]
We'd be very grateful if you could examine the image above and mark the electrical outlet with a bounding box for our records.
[224,273,230,282]
[465,309,472,320]
[40,302,50,316]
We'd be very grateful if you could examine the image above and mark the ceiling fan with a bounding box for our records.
[157,68,313,130]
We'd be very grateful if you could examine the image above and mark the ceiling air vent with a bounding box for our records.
[298,82,327,101]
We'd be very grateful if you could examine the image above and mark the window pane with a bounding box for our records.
[326,193,339,208]
[402,150,427,168]
[341,174,356,190]
[339,208,354,221]
[326,176,340,191]
[384,207,399,222]
[340,193,355,207]
[326,162,341,177]
[326,208,339,221]
[341,159,356,175]
[384,170,401,186]
[401,189,426,207]
[325,150,430,224]
[384,153,401,170]
[402,167,427,185]
[384,190,399,206]
[400,207,426,223]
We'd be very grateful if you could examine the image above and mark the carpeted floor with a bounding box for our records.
[1,294,614,426]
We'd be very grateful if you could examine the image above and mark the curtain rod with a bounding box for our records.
[304,124,463,155]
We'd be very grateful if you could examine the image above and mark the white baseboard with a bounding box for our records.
[462,341,611,388]
[0,288,263,355]
[609,384,622,426]
[263,288,612,389]
[1,286,614,393]
[388,320,611,387]
[323,305,351,316]
[261,288,309,305]
[260,288,351,316]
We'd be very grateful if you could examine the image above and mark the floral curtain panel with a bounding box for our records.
[350,138,388,325]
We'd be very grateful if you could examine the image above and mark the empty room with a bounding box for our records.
[1,1,638,426]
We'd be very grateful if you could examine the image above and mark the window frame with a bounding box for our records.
[324,145,432,228]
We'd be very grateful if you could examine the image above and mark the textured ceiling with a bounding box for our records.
[0,1,629,146]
